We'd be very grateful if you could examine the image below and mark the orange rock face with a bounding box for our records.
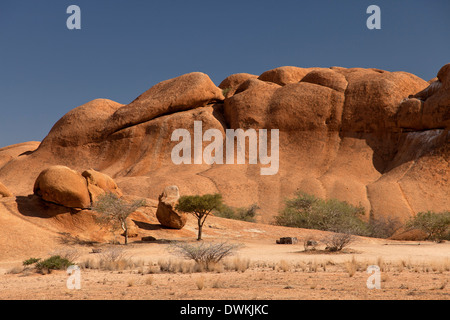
[33,166,91,209]
[0,181,13,198]
[156,185,187,229]
[1,65,448,223]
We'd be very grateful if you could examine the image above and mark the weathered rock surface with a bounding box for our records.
[1,64,449,227]
[156,185,187,229]
[32,166,122,209]
[0,181,13,198]
[82,169,123,204]
[33,166,91,209]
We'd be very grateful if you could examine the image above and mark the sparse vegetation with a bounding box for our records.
[322,233,354,252]
[169,241,242,270]
[35,255,73,273]
[22,258,41,266]
[406,210,450,242]
[176,193,224,240]
[214,203,259,222]
[91,193,146,245]
[367,212,402,238]
[274,192,370,236]
[195,276,205,290]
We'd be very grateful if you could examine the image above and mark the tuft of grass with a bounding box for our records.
[127,278,135,287]
[195,276,205,290]
[223,257,251,272]
[278,260,291,272]
[144,275,154,286]
[344,256,358,277]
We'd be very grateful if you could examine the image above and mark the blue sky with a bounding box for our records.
[0,0,449,147]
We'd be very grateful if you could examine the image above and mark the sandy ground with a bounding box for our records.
[0,238,449,300]
[0,196,448,300]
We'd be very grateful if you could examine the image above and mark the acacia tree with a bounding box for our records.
[92,193,145,245]
[176,193,223,241]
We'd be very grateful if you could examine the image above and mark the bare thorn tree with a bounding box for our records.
[91,193,145,245]
[322,233,354,252]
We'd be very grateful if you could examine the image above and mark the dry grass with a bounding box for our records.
[144,275,154,285]
[277,260,291,272]
[195,276,205,290]
[345,256,358,277]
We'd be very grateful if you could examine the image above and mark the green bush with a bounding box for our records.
[274,192,370,236]
[214,204,259,222]
[406,211,450,242]
[35,255,73,272]
[22,258,41,266]
[176,193,224,240]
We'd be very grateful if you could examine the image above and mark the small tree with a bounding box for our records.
[176,193,223,240]
[406,211,450,242]
[92,193,145,245]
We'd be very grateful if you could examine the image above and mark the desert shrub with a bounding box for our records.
[214,203,259,222]
[35,255,73,272]
[368,213,402,239]
[322,233,354,252]
[23,258,41,266]
[274,192,369,236]
[169,241,242,270]
[406,211,450,242]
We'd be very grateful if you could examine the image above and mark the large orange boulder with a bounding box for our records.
[300,68,348,93]
[219,73,258,97]
[397,63,450,130]
[82,169,123,204]
[39,99,124,149]
[156,185,187,229]
[258,66,320,86]
[33,166,91,209]
[106,72,224,136]
[224,79,280,129]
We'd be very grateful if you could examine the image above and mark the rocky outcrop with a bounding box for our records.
[258,66,320,86]
[0,64,448,225]
[33,166,91,209]
[33,166,121,209]
[398,63,450,130]
[82,169,123,204]
[156,185,187,229]
[219,73,258,97]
